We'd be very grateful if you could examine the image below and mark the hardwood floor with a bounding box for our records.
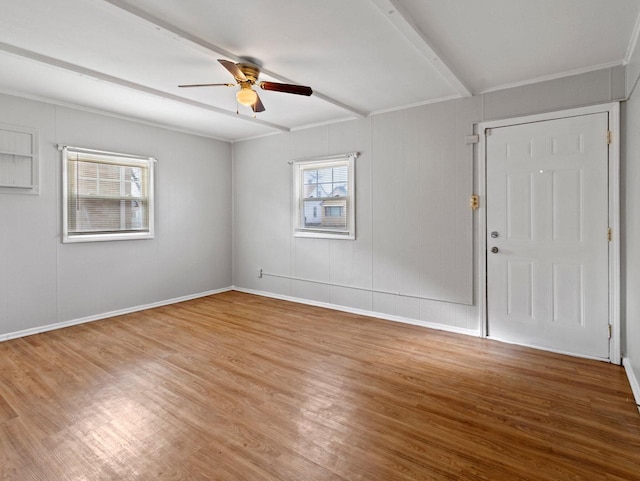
[0,291,639,480]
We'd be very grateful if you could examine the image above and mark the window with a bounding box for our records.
[61,146,155,243]
[292,153,357,239]
[0,124,39,195]
[325,206,343,217]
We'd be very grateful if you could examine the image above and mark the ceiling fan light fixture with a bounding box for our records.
[179,59,312,114]
[236,85,258,106]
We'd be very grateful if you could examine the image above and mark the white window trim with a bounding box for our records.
[60,145,156,243]
[292,152,358,240]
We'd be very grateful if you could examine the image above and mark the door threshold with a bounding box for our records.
[486,336,611,363]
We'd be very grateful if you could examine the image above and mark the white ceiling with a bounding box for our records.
[0,0,638,141]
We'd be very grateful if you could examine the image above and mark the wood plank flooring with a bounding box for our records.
[1,291,639,480]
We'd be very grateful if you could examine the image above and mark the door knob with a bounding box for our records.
[491,247,499,254]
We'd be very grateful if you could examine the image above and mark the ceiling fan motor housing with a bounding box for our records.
[237,63,260,84]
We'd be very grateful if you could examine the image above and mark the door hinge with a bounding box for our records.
[470,194,479,210]
[608,324,612,339]
[608,227,612,242]
[607,130,613,145]
[465,134,480,145]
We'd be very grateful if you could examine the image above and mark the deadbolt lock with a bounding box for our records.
[491,231,499,238]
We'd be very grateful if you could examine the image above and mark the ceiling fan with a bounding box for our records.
[179,59,313,113]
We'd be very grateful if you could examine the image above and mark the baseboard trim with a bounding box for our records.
[623,357,640,413]
[233,286,481,337]
[0,287,234,343]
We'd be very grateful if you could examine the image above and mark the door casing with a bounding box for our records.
[477,103,620,363]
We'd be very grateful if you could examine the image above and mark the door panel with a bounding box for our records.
[486,113,609,359]
[506,260,533,318]
[552,169,583,241]
[506,173,532,240]
[552,263,583,326]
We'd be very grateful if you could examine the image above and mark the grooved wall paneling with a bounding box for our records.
[233,66,622,333]
[0,94,232,337]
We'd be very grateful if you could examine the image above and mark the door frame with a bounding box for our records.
[477,103,620,363]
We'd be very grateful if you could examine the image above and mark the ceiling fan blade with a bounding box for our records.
[178,83,235,88]
[218,59,247,81]
[252,93,266,113]
[259,81,313,96]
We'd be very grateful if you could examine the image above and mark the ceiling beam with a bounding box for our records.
[102,0,367,118]
[0,42,290,133]
[369,0,472,97]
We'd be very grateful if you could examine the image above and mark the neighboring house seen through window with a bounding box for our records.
[325,206,343,217]
[292,153,357,239]
[61,146,155,243]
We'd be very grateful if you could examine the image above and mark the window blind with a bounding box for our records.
[62,147,154,241]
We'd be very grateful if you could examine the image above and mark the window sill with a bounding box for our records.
[62,232,154,243]
[294,230,355,240]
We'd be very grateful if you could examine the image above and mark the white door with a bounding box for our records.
[486,113,610,359]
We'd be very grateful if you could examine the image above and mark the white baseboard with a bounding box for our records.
[623,357,640,413]
[233,286,481,337]
[0,286,234,343]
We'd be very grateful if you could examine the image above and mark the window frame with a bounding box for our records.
[60,145,156,243]
[292,152,357,240]
[0,123,39,195]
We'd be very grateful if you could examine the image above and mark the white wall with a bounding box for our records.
[623,69,640,400]
[627,30,640,99]
[0,93,232,338]
[233,66,625,334]
[0,64,628,347]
